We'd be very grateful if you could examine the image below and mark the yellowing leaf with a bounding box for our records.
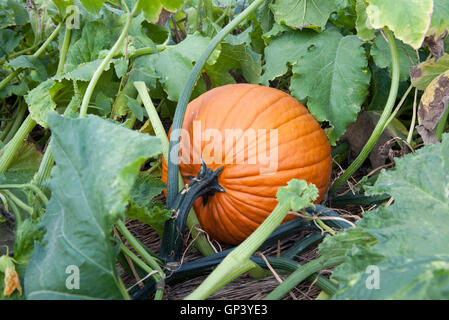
[365,0,433,49]
[4,268,22,297]
[417,69,449,144]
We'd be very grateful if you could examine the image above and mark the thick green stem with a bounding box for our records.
[135,81,216,258]
[407,88,418,144]
[116,219,164,275]
[33,26,72,187]
[79,1,140,117]
[0,115,36,173]
[120,243,164,300]
[0,183,48,206]
[264,256,345,300]
[56,27,71,74]
[166,0,266,207]
[185,201,290,300]
[329,28,399,195]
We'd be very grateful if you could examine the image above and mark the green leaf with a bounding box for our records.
[206,41,262,87]
[276,179,318,211]
[138,0,162,23]
[145,33,220,101]
[3,142,43,185]
[7,55,47,81]
[94,91,112,116]
[0,28,23,60]
[371,33,419,82]
[79,0,107,14]
[365,0,433,49]
[64,21,118,72]
[160,0,182,12]
[126,96,144,121]
[25,79,65,128]
[355,0,375,41]
[270,0,337,31]
[138,0,182,23]
[411,53,449,90]
[24,113,161,299]
[329,134,449,299]
[126,175,170,235]
[0,0,28,28]
[289,28,370,145]
[261,29,315,84]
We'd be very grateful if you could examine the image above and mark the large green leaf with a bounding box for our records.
[327,134,449,299]
[270,0,337,31]
[144,32,220,101]
[64,21,119,72]
[261,29,315,84]
[365,0,433,49]
[289,28,370,145]
[24,113,161,299]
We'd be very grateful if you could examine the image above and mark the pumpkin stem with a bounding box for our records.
[160,160,225,268]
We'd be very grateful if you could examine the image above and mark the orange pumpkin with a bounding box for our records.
[162,84,332,245]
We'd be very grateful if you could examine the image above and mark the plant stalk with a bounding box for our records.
[329,28,400,195]
[185,201,290,300]
[264,256,345,300]
[79,0,140,117]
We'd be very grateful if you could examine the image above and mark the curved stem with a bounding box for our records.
[79,1,140,117]
[120,243,164,300]
[56,27,71,74]
[0,184,48,206]
[116,219,164,275]
[3,190,34,217]
[263,256,345,300]
[384,83,413,129]
[329,28,400,195]
[160,162,224,264]
[166,0,267,207]
[33,25,73,187]
[0,115,36,174]
[407,88,418,144]
[185,201,291,300]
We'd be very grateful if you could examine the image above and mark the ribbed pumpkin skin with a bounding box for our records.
[162,84,332,245]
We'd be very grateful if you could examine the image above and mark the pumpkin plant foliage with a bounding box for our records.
[24,113,161,299]
[322,134,449,299]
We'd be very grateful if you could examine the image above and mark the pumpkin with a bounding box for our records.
[162,83,332,245]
